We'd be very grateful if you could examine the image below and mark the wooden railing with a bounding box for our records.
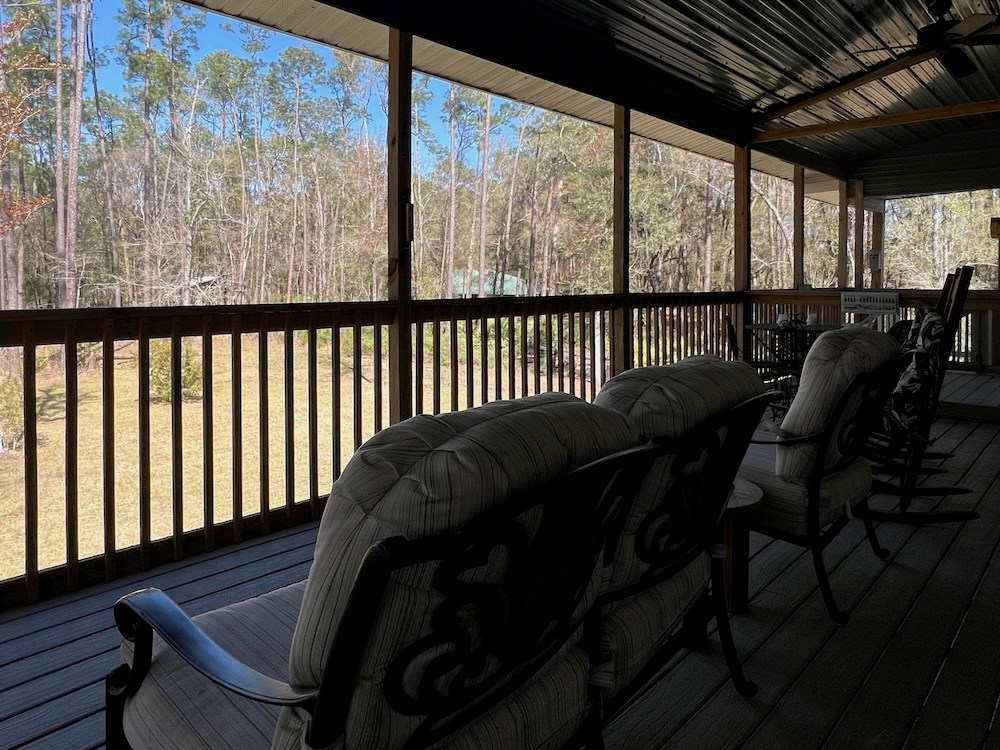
[0,288,993,607]
[0,301,398,606]
[0,293,742,607]
[747,289,1000,369]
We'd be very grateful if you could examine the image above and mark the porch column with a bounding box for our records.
[611,104,632,375]
[793,165,805,289]
[837,179,849,288]
[853,178,865,289]
[387,29,413,423]
[734,143,752,352]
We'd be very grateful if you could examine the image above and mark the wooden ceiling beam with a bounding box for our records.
[755,50,939,125]
[753,98,1000,143]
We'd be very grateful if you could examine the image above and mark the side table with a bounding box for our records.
[722,478,762,613]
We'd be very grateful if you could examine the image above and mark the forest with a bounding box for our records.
[0,0,998,312]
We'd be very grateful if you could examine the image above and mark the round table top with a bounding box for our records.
[726,478,763,514]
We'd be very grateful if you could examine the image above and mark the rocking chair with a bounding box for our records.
[865,265,977,524]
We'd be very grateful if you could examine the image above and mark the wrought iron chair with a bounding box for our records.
[733,326,902,624]
[725,314,800,404]
[105,393,647,750]
[591,357,775,712]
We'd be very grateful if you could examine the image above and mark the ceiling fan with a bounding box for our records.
[861,0,1000,78]
[755,1,1000,133]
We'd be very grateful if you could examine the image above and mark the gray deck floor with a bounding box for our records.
[2,370,998,750]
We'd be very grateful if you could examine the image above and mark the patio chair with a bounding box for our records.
[591,356,774,712]
[105,392,647,750]
[725,314,800,403]
[865,265,977,524]
[733,325,902,624]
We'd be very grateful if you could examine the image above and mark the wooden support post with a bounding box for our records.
[854,178,865,289]
[990,310,1000,369]
[611,104,632,376]
[388,29,413,423]
[871,206,885,290]
[734,143,752,350]
[793,166,805,289]
[837,179,849,288]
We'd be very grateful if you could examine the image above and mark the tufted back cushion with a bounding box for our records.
[276,392,640,749]
[775,325,898,484]
[593,357,768,594]
[593,356,767,440]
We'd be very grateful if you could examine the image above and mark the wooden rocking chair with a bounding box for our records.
[865,265,978,524]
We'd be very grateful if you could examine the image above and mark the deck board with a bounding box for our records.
[4,377,1000,750]
[0,524,317,749]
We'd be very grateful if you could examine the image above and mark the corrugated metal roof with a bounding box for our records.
[182,0,1000,200]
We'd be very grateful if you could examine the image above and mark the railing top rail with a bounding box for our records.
[0,301,398,347]
[748,288,1000,312]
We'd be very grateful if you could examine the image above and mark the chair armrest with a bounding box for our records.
[111,587,316,708]
[749,427,824,446]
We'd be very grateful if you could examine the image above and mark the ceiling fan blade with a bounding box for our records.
[962,21,1000,45]
[946,13,998,40]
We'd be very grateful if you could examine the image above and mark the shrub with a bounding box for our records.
[0,374,24,453]
[148,340,202,402]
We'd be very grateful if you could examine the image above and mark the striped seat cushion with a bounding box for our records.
[122,582,306,750]
[592,552,710,697]
[738,441,873,536]
[274,392,641,750]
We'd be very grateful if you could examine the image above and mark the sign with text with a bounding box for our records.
[840,291,899,315]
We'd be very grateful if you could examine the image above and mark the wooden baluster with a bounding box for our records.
[373,318,383,433]
[258,315,270,533]
[64,320,79,590]
[465,315,474,408]
[307,314,320,519]
[450,315,459,411]
[137,320,151,570]
[493,312,502,402]
[231,315,243,542]
[171,318,185,559]
[414,320,424,414]
[23,322,38,601]
[331,319,342,482]
[285,314,296,521]
[433,317,442,414]
[352,315,363,450]
[202,319,214,551]
[102,319,117,578]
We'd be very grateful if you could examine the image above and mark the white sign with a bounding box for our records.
[840,291,899,315]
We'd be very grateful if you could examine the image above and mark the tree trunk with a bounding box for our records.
[498,108,529,295]
[87,21,121,306]
[477,94,491,296]
[527,137,541,296]
[64,0,89,308]
[142,6,155,304]
[442,85,458,297]
[53,0,66,306]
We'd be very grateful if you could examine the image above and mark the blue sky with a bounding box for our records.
[88,0,459,149]
[90,0,326,90]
